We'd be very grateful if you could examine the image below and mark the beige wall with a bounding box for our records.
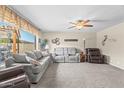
[97,22,124,69]
[43,32,97,52]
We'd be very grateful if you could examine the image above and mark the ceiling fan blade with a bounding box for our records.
[83,25,93,27]
[83,20,90,24]
[68,26,76,29]
[90,19,108,22]
[69,22,76,25]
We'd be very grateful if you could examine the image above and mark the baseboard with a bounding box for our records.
[109,63,124,70]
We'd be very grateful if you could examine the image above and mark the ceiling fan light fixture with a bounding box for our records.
[76,25,83,30]
[68,19,93,30]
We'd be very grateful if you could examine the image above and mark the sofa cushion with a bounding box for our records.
[32,65,42,74]
[25,56,40,66]
[55,48,63,55]
[63,48,68,56]
[33,51,43,60]
[5,57,16,67]
[64,55,69,62]
[55,56,64,62]
[25,52,37,60]
[13,54,28,63]
[32,56,50,74]
[39,56,50,64]
[68,56,78,62]
[89,51,101,56]
[68,48,76,55]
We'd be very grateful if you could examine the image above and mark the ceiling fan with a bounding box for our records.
[68,20,93,30]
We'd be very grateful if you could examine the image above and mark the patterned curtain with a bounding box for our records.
[0,5,41,37]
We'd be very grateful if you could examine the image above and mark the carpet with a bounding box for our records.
[32,63,124,88]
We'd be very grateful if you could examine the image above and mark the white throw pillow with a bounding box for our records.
[41,51,49,57]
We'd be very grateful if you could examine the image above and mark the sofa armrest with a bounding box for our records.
[76,53,80,56]
[76,53,80,62]
[5,57,16,68]
[0,65,30,88]
[52,53,56,58]
[101,54,107,63]
[12,63,32,67]
[0,65,25,81]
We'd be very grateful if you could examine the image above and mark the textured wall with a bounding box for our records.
[43,32,97,52]
[97,22,124,69]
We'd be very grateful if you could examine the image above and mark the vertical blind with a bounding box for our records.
[0,5,41,36]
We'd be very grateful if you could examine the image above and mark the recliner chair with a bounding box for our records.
[0,65,30,88]
[85,48,104,64]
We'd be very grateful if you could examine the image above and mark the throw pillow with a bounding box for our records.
[5,57,16,67]
[41,51,49,57]
[26,56,39,66]
[13,54,28,63]
[33,51,43,60]
[25,51,37,60]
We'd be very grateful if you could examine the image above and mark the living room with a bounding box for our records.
[0,4,124,89]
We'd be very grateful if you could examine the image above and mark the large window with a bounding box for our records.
[0,31,12,64]
[19,29,36,53]
[0,5,41,54]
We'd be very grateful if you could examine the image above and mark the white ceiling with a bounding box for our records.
[11,5,124,32]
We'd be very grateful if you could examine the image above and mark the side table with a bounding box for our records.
[80,52,85,62]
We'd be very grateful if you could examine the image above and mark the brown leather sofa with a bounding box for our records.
[85,48,104,64]
[0,65,30,88]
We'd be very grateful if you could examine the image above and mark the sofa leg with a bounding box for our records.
[31,82,37,84]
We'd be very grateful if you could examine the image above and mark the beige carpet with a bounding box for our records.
[32,63,124,88]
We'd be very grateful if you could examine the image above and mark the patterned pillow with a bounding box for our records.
[26,56,39,66]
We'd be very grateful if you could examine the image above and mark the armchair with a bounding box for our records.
[0,65,30,88]
[85,48,104,64]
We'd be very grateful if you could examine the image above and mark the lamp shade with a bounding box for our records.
[45,45,49,49]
